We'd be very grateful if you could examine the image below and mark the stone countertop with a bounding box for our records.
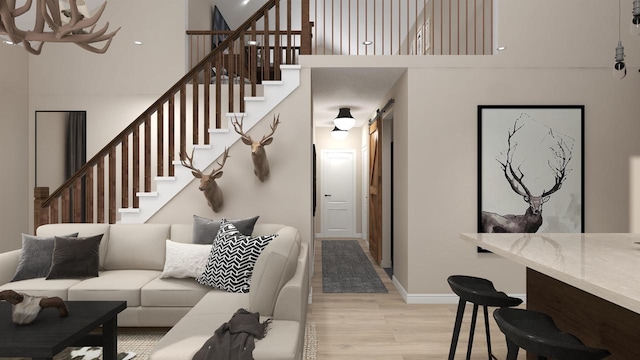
[461,233,640,314]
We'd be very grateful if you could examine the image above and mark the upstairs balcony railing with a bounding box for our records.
[188,0,493,60]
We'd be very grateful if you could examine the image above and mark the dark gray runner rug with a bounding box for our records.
[322,240,388,293]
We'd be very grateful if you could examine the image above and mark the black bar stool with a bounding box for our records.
[493,308,610,360]
[447,275,523,360]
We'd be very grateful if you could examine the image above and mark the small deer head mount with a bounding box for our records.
[180,147,230,213]
[232,114,281,182]
[0,290,68,325]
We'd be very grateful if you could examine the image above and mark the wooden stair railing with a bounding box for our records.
[34,0,305,231]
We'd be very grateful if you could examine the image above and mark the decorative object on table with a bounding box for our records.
[180,147,230,213]
[0,0,120,54]
[477,105,584,237]
[0,290,68,325]
[231,114,281,182]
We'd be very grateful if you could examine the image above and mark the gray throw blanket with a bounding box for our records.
[192,308,271,360]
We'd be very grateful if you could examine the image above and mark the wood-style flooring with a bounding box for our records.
[307,238,525,360]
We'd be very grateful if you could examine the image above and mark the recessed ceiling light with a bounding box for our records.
[242,0,250,4]
[3,40,15,45]
[247,40,259,46]
[363,40,373,45]
[133,41,143,45]
[496,46,507,51]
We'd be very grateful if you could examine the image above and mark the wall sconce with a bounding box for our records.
[632,0,640,36]
[331,126,348,140]
[334,107,356,130]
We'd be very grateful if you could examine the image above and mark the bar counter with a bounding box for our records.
[461,233,640,359]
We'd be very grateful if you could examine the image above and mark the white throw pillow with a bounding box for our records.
[160,240,212,278]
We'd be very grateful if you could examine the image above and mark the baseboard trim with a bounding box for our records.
[391,276,526,304]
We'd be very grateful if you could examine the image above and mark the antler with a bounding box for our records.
[210,147,230,176]
[0,290,24,305]
[39,296,69,317]
[541,130,572,197]
[497,120,532,198]
[260,114,281,145]
[180,148,204,176]
[0,0,120,54]
[231,115,253,144]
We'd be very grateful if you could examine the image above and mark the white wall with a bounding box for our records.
[303,0,640,299]
[149,68,313,243]
[35,112,68,191]
[0,43,29,251]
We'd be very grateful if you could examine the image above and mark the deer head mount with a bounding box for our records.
[180,147,230,213]
[481,118,573,233]
[0,0,120,54]
[0,290,68,325]
[232,114,281,182]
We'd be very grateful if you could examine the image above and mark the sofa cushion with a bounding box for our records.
[11,233,78,282]
[0,278,82,300]
[160,240,211,279]
[141,277,211,307]
[103,225,169,271]
[46,234,103,280]
[249,226,300,316]
[192,215,259,244]
[149,314,299,360]
[196,221,276,293]
[37,224,110,269]
[68,270,160,306]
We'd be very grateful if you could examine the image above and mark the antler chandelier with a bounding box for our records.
[0,0,120,54]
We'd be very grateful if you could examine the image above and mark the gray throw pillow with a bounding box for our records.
[192,215,259,244]
[46,234,103,280]
[10,233,78,282]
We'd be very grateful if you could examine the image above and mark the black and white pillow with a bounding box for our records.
[196,219,276,293]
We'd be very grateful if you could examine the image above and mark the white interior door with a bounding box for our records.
[321,149,356,238]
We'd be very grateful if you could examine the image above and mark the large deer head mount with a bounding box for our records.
[0,0,120,54]
[180,147,230,213]
[231,114,281,182]
[0,290,68,325]
[481,118,573,233]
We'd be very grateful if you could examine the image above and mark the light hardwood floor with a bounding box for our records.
[307,238,524,360]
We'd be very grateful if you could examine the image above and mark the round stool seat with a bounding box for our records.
[493,308,610,360]
[448,275,523,307]
[447,275,523,360]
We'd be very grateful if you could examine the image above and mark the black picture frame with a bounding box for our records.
[477,105,585,240]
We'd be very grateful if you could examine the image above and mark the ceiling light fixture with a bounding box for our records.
[496,46,507,51]
[133,41,143,45]
[334,107,356,130]
[632,0,640,36]
[614,0,627,79]
[3,40,14,45]
[363,40,373,45]
[247,40,259,46]
[331,126,348,140]
[243,0,250,5]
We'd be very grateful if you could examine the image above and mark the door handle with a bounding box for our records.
[324,194,331,197]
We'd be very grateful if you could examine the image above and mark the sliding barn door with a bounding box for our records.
[369,120,382,265]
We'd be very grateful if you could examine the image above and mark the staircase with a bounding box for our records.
[33,0,307,229]
[118,65,300,224]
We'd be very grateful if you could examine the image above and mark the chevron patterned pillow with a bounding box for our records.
[196,219,277,293]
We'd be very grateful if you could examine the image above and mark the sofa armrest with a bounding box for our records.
[273,242,309,322]
[0,250,21,286]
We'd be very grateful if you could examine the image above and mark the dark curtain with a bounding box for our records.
[65,112,87,220]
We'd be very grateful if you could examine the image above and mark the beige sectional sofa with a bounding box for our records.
[0,223,309,360]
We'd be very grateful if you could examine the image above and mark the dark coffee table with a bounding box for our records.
[0,300,126,360]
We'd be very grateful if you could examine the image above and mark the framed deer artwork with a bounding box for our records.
[477,105,584,240]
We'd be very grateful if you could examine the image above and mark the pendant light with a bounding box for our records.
[614,0,627,80]
[334,108,356,130]
[331,126,348,140]
[632,0,640,36]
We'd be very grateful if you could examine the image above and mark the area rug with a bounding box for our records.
[322,240,388,293]
[302,321,317,360]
